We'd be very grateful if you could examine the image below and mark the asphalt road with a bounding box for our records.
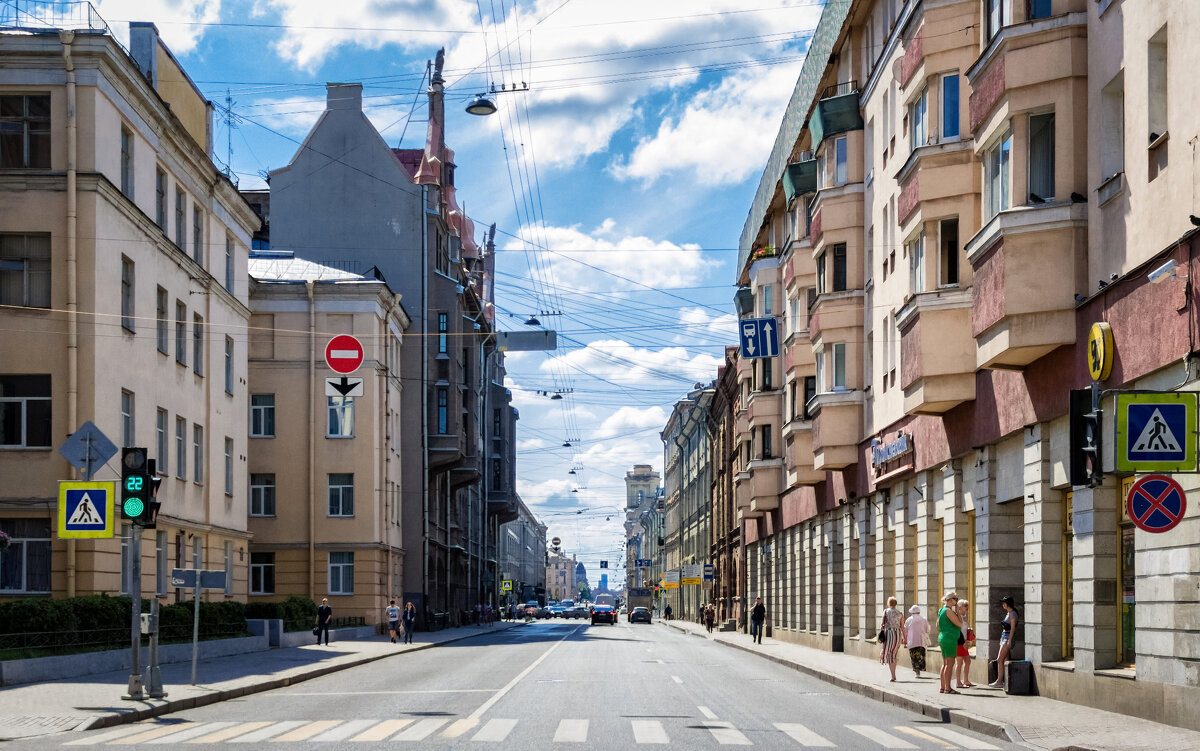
[32,619,1020,750]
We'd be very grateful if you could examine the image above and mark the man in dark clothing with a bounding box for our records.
[750,597,766,644]
[316,598,332,645]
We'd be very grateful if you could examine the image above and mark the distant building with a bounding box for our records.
[574,561,588,593]
[545,548,576,602]
[623,464,661,591]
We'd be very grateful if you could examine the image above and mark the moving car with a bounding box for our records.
[591,604,617,625]
[629,606,652,624]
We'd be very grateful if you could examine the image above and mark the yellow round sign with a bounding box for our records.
[1087,322,1114,381]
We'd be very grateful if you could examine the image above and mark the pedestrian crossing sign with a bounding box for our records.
[58,481,115,539]
[1115,392,1198,473]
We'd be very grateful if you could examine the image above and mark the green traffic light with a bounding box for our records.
[123,497,145,517]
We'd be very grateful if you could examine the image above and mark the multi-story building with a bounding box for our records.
[622,464,660,591]
[707,348,742,626]
[661,389,714,621]
[244,252,410,623]
[498,498,546,607]
[731,0,1200,729]
[546,547,577,602]
[0,16,256,601]
[264,53,518,626]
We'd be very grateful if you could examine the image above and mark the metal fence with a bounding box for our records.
[0,621,249,659]
[0,1,112,35]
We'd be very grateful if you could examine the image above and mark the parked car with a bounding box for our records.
[629,606,652,624]
[591,604,617,625]
[547,605,564,618]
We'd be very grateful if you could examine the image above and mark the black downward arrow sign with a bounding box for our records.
[332,377,357,396]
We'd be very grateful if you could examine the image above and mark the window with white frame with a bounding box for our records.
[250,473,276,516]
[224,437,233,495]
[815,350,826,393]
[835,136,847,185]
[250,394,275,437]
[0,374,51,448]
[910,87,928,151]
[121,389,134,446]
[1028,112,1055,201]
[329,551,354,594]
[156,287,168,353]
[941,73,960,139]
[250,552,275,594]
[121,256,134,331]
[175,416,186,478]
[0,518,51,593]
[193,314,204,375]
[224,336,233,394]
[327,395,354,437]
[762,285,773,316]
[0,233,51,309]
[328,473,354,517]
[984,128,1012,220]
[120,127,133,198]
[985,0,1009,41]
[176,300,187,365]
[907,230,926,294]
[832,342,847,390]
[224,234,234,291]
[156,408,167,472]
[193,423,203,483]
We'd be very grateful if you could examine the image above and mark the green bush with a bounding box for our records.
[282,595,316,632]
[0,598,78,636]
[244,601,284,620]
[69,594,130,631]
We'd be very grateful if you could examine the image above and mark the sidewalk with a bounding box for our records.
[663,619,1200,751]
[0,621,519,741]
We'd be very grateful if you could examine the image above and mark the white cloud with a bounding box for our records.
[595,405,669,438]
[675,307,738,345]
[547,338,723,387]
[238,93,419,140]
[95,0,222,55]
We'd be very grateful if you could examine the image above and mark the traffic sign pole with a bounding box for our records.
[123,525,143,700]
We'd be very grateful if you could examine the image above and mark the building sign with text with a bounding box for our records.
[872,431,914,479]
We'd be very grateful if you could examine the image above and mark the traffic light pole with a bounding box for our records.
[124,524,144,700]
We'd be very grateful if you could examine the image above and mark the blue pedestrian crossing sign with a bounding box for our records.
[58,481,115,539]
[739,317,779,359]
[1115,392,1198,473]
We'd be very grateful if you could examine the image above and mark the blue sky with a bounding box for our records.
[88,0,823,585]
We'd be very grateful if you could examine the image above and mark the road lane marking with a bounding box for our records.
[392,718,446,741]
[108,724,197,744]
[773,723,835,747]
[703,721,752,745]
[441,719,479,739]
[286,689,494,695]
[847,725,918,748]
[269,721,340,743]
[64,726,147,745]
[698,706,719,720]
[349,720,412,742]
[189,722,273,744]
[920,725,1001,749]
[230,721,306,743]
[631,720,670,744]
[554,719,589,742]
[470,718,517,742]
[311,720,377,742]
[468,624,580,720]
[672,675,683,684]
[145,723,235,744]
[895,726,957,748]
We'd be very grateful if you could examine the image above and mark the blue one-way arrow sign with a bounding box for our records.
[739,317,779,359]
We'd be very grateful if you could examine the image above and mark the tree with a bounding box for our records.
[577,582,592,602]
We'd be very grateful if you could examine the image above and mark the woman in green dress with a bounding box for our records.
[937,591,964,694]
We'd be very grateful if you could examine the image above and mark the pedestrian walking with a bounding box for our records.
[386,600,401,644]
[879,596,903,681]
[750,596,766,644]
[704,603,715,633]
[315,598,332,645]
[989,595,1020,688]
[904,605,930,678]
[937,592,964,694]
[664,603,673,621]
[956,599,976,688]
[401,601,417,644]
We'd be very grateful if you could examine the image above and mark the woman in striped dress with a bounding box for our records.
[879,596,904,681]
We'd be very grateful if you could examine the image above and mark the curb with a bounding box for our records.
[78,623,520,733]
[661,621,1063,751]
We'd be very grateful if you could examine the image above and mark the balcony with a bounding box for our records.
[809,290,865,344]
[783,158,817,204]
[810,81,863,146]
[746,389,783,432]
[782,420,824,486]
[897,289,976,414]
[734,471,760,519]
[748,458,784,513]
[966,202,1085,369]
[895,140,976,232]
[487,489,519,524]
[809,390,865,470]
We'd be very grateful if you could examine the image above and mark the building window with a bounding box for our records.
[760,425,772,459]
[762,284,773,316]
[1029,0,1051,19]
[832,342,847,390]
[156,408,168,473]
[250,394,275,437]
[250,473,276,517]
[329,551,354,594]
[174,188,186,247]
[1148,25,1168,180]
[193,314,204,375]
[760,359,772,390]
[438,312,448,353]
[0,233,51,309]
[492,458,503,488]
[250,552,275,595]
[789,381,798,421]
[155,287,168,353]
[192,206,203,264]
[815,351,825,393]
[0,375,51,448]
[0,94,50,169]
[175,416,186,479]
[176,301,187,365]
[907,231,925,294]
[437,388,448,434]
[120,127,133,198]
[984,128,1012,220]
[0,518,51,593]
[803,376,816,417]
[223,541,233,595]
[224,336,234,394]
[156,530,167,597]
[493,408,502,438]
[1101,71,1125,183]
[832,243,847,292]
[939,218,960,286]
[327,395,355,437]
[985,0,1009,41]
[816,252,827,294]
[224,437,233,495]
[834,136,847,185]
[1028,112,1055,201]
[121,256,134,331]
[328,473,354,517]
[941,73,960,139]
[155,168,167,231]
[224,235,234,291]
[910,87,928,150]
[121,389,134,446]
[193,424,203,483]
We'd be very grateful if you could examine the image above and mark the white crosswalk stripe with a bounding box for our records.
[392,718,446,741]
[228,720,306,743]
[920,725,1001,749]
[774,722,836,747]
[847,724,919,748]
[702,720,752,745]
[553,719,589,742]
[631,719,670,744]
[470,718,517,742]
[310,719,378,742]
[145,723,233,744]
[63,725,149,745]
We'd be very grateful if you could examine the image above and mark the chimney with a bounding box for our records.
[326,83,363,111]
[129,22,159,89]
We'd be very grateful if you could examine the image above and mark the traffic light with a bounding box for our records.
[121,447,151,521]
[1069,387,1103,487]
[143,458,162,529]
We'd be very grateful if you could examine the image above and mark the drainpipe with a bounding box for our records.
[307,280,316,598]
[422,185,430,619]
[60,30,78,597]
[384,293,402,599]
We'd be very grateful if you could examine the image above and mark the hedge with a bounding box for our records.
[244,595,317,632]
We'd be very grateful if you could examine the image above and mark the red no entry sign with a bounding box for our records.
[325,335,364,374]
[1126,474,1187,533]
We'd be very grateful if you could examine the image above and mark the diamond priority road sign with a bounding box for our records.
[1114,392,1198,473]
[58,481,114,539]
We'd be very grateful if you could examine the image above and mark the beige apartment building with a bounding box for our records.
[245,253,409,623]
[732,0,1200,728]
[0,18,256,601]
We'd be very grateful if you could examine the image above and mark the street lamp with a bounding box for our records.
[466,94,497,116]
